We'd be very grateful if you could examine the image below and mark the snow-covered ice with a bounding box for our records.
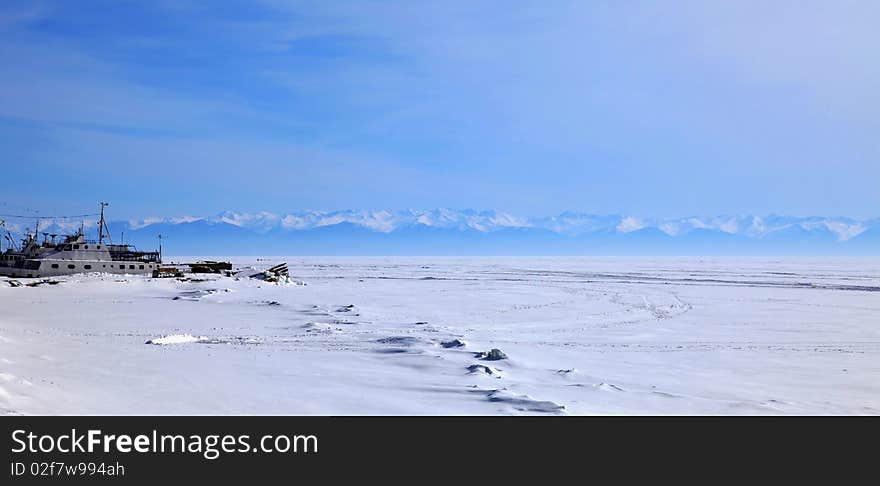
[0,257,878,415]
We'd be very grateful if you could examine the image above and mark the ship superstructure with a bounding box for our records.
[0,203,161,278]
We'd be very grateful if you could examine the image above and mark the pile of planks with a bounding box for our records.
[188,261,233,274]
[249,262,290,283]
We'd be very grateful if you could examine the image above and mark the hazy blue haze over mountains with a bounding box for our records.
[10,210,877,256]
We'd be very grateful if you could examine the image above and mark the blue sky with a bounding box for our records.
[1,1,878,220]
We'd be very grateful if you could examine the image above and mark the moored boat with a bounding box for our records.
[0,203,161,278]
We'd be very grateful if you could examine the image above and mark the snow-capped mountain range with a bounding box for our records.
[5,210,878,255]
[126,209,874,240]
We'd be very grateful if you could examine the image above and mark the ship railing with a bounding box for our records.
[109,251,161,263]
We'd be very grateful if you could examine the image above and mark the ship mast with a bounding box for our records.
[1,220,17,252]
[99,202,109,244]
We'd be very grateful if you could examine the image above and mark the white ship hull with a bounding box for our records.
[0,259,159,278]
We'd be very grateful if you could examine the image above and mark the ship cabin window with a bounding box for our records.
[84,265,92,270]
[73,244,80,250]
[67,264,75,269]
[139,265,144,270]
[51,264,59,269]
[96,246,101,249]
[84,245,89,249]
[102,264,106,268]
[65,245,72,250]
[129,265,135,270]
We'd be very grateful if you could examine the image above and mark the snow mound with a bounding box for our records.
[302,322,340,334]
[145,334,208,345]
[476,348,508,361]
[486,389,565,414]
[467,364,502,377]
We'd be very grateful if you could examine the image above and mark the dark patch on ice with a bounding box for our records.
[4,278,62,287]
[475,348,507,361]
[331,319,358,326]
[374,348,411,354]
[376,336,423,346]
[762,399,789,409]
[374,336,429,354]
[25,279,62,287]
[441,339,467,349]
[295,305,329,316]
[556,368,578,376]
[335,304,356,313]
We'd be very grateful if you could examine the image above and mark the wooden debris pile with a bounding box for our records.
[189,261,233,274]
[249,262,290,284]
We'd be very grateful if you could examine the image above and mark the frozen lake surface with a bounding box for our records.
[1,257,879,415]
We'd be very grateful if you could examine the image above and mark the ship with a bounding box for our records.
[0,203,162,278]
